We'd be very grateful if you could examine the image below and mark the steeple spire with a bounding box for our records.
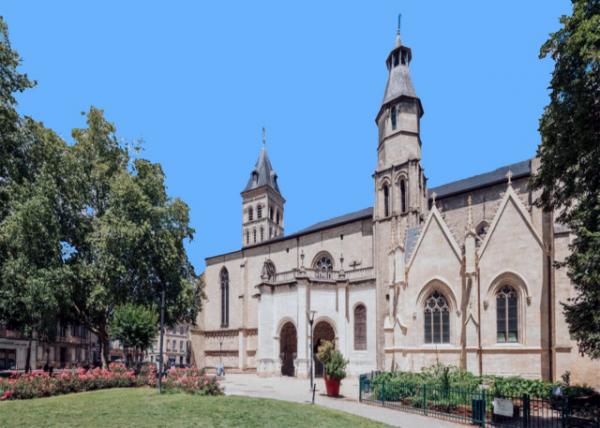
[395,14,402,47]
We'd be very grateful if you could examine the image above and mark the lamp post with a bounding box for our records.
[308,310,317,390]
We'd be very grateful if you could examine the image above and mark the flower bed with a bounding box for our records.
[0,363,222,400]
[163,367,223,396]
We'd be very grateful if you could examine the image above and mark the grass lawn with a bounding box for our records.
[0,387,391,427]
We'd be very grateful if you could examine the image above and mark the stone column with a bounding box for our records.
[336,278,349,356]
[295,274,309,378]
[257,283,275,376]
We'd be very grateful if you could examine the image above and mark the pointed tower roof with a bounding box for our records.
[242,146,282,194]
[376,18,423,122]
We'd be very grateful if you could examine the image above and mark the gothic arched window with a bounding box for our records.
[354,304,367,350]
[391,106,397,130]
[257,204,263,219]
[424,291,450,344]
[245,229,249,245]
[260,227,264,242]
[269,207,274,220]
[400,179,407,213]
[253,228,257,244]
[313,253,334,279]
[496,286,518,343]
[248,206,254,221]
[383,184,390,217]
[276,211,280,225]
[220,268,229,328]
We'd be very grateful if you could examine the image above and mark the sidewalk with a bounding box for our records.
[220,374,463,428]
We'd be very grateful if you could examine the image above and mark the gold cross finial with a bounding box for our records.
[506,169,513,185]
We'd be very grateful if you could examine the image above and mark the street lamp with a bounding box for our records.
[308,310,317,390]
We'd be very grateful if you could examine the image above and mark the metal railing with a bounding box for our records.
[359,373,600,427]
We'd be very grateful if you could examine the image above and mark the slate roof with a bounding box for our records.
[208,159,535,260]
[382,63,417,105]
[242,147,281,194]
[428,159,531,200]
[295,207,373,236]
[404,226,421,261]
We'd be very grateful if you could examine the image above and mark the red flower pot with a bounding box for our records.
[324,374,341,397]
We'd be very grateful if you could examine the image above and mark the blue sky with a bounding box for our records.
[3,1,570,271]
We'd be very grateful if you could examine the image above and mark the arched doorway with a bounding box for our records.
[313,321,335,378]
[279,322,297,377]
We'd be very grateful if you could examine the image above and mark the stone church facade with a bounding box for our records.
[191,29,599,386]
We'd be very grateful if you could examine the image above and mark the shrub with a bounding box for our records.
[163,368,223,396]
[0,364,222,400]
[316,340,348,381]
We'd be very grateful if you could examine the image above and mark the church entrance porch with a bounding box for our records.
[313,321,335,378]
[280,322,297,377]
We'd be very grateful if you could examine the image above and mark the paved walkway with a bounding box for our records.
[221,374,463,428]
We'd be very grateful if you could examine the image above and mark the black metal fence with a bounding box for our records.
[359,372,600,427]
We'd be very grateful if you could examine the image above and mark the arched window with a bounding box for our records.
[253,228,257,243]
[354,304,367,350]
[248,206,254,221]
[424,291,450,344]
[313,253,334,279]
[245,229,249,245]
[400,179,407,213]
[260,227,264,241]
[391,106,397,130]
[496,286,518,343]
[220,268,229,327]
[257,205,263,219]
[269,207,274,220]
[276,211,280,225]
[262,260,276,281]
[383,184,390,217]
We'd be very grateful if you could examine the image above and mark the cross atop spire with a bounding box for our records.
[262,126,266,147]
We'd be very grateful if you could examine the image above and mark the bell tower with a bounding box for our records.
[241,128,285,247]
[374,18,426,228]
[373,18,428,370]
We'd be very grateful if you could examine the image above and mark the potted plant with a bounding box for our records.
[317,340,348,397]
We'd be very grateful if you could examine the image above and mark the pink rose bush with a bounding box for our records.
[163,367,223,396]
[0,363,222,400]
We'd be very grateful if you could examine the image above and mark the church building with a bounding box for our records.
[190,25,599,387]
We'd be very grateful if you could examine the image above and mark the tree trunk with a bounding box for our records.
[100,336,110,368]
[25,336,32,372]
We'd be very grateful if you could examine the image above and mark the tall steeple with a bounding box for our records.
[241,129,285,247]
[374,18,426,227]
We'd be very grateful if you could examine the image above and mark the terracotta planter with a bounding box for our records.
[324,374,341,397]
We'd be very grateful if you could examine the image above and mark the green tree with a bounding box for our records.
[533,0,600,357]
[0,120,76,371]
[108,304,158,367]
[68,108,201,367]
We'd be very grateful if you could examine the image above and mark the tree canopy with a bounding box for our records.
[533,0,600,358]
[0,16,201,368]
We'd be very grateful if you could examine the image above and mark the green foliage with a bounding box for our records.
[64,107,201,366]
[0,15,201,370]
[316,340,348,381]
[532,0,600,358]
[108,304,158,365]
[370,364,566,401]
